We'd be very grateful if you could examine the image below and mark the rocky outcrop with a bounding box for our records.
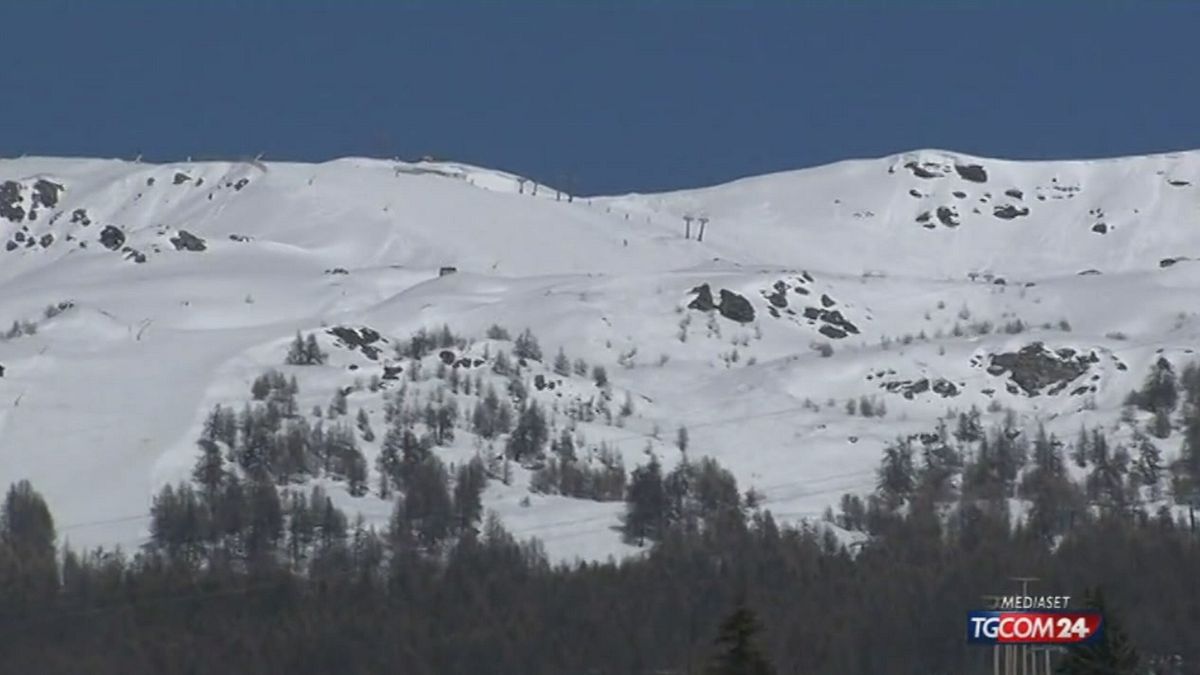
[687,284,755,323]
[802,306,859,337]
[954,164,988,183]
[936,206,959,227]
[993,205,1030,220]
[986,343,1095,396]
[718,290,755,323]
[170,230,207,251]
[99,226,126,250]
[0,181,24,223]
[327,326,385,360]
[32,179,63,209]
[687,284,716,312]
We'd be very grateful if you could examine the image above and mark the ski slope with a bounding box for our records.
[1,149,1198,562]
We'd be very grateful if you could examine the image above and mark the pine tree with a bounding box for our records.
[514,328,542,361]
[356,408,375,443]
[622,455,666,545]
[452,458,487,532]
[329,388,348,417]
[1138,357,1178,415]
[706,604,777,675]
[876,439,915,511]
[304,333,326,365]
[284,332,307,365]
[553,348,571,376]
[1055,588,1139,675]
[1132,431,1163,501]
[506,401,548,462]
[192,438,227,497]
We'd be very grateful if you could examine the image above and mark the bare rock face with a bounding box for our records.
[170,230,207,251]
[936,206,960,227]
[99,225,126,250]
[993,205,1030,220]
[954,163,988,183]
[686,284,755,323]
[327,326,385,360]
[986,343,1095,396]
[717,289,755,323]
[0,181,24,223]
[32,179,64,209]
[687,283,716,311]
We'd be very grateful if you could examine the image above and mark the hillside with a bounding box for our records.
[1,148,1198,562]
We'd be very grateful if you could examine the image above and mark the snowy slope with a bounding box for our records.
[1,149,1199,562]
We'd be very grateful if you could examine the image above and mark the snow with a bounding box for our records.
[2,148,1199,563]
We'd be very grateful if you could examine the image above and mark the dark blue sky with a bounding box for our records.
[4,2,1198,195]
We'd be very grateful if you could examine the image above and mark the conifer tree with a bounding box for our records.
[622,455,666,545]
[706,604,777,675]
[553,347,571,376]
[1056,588,1139,675]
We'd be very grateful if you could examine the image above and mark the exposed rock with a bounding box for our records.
[234,178,250,191]
[534,374,547,391]
[169,230,207,251]
[803,306,859,337]
[952,191,967,199]
[1004,188,1024,200]
[687,283,716,311]
[70,208,91,226]
[904,161,942,179]
[0,181,25,223]
[936,206,960,227]
[717,290,755,323]
[1091,223,1108,234]
[818,325,847,339]
[1160,257,1184,268]
[908,189,923,198]
[765,284,788,308]
[820,294,836,308]
[1167,179,1191,187]
[229,234,252,242]
[173,172,192,185]
[879,377,959,399]
[954,164,988,183]
[39,233,53,248]
[327,326,385,360]
[930,379,959,397]
[439,350,457,366]
[382,365,403,380]
[99,226,126,250]
[32,179,64,209]
[993,205,1030,220]
[325,267,350,275]
[986,342,1093,396]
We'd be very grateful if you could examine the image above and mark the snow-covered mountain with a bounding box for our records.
[2,149,1198,562]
